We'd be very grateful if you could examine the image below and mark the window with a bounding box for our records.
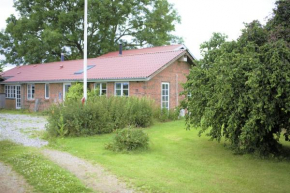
[45,83,50,99]
[115,82,129,97]
[5,85,16,98]
[161,83,170,110]
[94,83,107,96]
[27,84,35,100]
[63,83,71,100]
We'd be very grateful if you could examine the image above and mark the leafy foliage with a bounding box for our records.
[105,128,149,152]
[0,0,181,65]
[183,0,290,156]
[153,107,180,122]
[46,95,154,137]
[266,0,290,45]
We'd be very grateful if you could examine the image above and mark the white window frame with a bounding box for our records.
[161,82,170,110]
[5,85,16,99]
[45,83,50,99]
[15,85,21,109]
[94,83,107,96]
[63,83,71,101]
[115,82,129,97]
[27,84,35,100]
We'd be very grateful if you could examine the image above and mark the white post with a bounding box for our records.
[83,0,88,102]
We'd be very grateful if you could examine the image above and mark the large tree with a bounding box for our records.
[0,0,181,65]
[183,0,290,156]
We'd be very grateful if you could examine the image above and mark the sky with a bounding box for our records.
[1,0,276,71]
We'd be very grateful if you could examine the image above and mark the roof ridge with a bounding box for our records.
[95,49,185,60]
[110,44,183,53]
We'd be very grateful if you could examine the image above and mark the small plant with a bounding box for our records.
[106,128,149,152]
[57,114,68,137]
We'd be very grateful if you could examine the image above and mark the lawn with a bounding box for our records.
[50,120,290,193]
[0,141,91,193]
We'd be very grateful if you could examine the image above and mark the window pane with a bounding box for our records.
[162,102,166,108]
[102,83,107,89]
[95,83,100,90]
[116,90,121,96]
[32,85,35,98]
[46,84,49,98]
[162,96,167,101]
[65,85,70,93]
[116,83,121,89]
[123,90,128,96]
[13,86,15,98]
[123,83,129,89]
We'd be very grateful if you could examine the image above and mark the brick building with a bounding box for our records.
[0,44,195,111]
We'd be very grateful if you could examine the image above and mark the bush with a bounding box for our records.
[154,107,180,122]
[46,99,114,137]
[105,128,149,152]
[46,96,154,137]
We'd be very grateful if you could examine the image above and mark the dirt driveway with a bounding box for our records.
[0,113,134,193]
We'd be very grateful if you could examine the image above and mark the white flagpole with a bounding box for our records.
[83,0,88,102]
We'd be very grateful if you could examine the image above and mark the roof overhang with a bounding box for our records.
[0,78,150,84]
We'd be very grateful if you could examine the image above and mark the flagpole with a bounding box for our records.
[83,0,88,102]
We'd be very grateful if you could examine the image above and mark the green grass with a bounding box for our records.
[49,120,290,193]
[0,109,31,114]
[0,141,91,193]
[0,108,48,116]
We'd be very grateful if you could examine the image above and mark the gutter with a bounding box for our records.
[0,77,150,84]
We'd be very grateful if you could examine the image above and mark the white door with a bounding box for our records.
[161,82,170,110]
[63,83,71,100]
[15,85,21,109]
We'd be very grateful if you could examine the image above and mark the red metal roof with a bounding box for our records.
[99,44,185,58]
[1,45,188,83]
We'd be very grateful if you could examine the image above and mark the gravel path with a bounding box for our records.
[0,113,48,147]
[0,161,34,193]
[42,149,134,193]
[0,113,135,193]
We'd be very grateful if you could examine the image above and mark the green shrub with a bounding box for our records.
[154,107,180,122]
[105,128,149,152]
[46,96,154,137]
[46,99,114,137]
[127,97,154,127]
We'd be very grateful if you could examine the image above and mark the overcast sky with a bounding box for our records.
[1,0,276,70]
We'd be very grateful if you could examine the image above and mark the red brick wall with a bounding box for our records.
[0,84,4,93]
[23,83,64,111]
[104,60,190,109]
[145,60,190,109]
[5,99,16,109]
[107,82,115,97]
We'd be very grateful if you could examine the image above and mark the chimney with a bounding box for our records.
[119,44,122,56]
[61,53,65,61]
